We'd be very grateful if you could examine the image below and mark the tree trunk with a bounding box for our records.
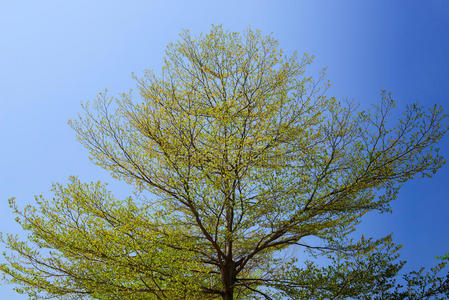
[222,260,235,300]
[223,290,233,300]
[223,182,235,299]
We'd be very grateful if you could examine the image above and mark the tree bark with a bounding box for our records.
[222,260,235,300]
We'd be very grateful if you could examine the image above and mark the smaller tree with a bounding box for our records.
[1,26,448,299]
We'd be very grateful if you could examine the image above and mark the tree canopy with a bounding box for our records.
[1,26,448,299]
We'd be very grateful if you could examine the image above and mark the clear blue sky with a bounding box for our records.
[1,0,448,298]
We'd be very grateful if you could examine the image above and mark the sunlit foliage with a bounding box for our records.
[1,26,448,299]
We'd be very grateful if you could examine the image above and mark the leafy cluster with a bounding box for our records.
[1,26,448,299]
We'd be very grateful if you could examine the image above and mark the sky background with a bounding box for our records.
[1,0,449,298]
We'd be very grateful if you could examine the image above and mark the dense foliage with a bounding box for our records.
[1,26,448,299]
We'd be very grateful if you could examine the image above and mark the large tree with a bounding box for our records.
[1,26,448,299]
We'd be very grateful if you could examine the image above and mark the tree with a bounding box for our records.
[1,25,448,299]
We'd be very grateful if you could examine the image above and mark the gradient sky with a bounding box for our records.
[1,1,449,298]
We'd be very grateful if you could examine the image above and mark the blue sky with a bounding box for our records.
[1,0,448,298]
